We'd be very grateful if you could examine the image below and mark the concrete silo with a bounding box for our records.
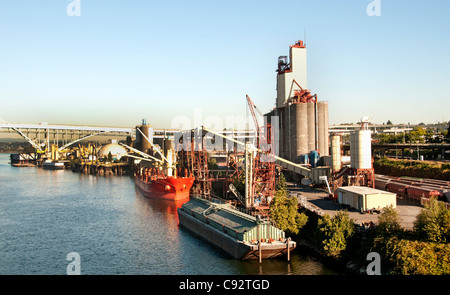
[350,130,372,170]
[330,134,342,172]
[136,120,153,154]
[317,101,329,157]
[271,40,329,163]
[307,102,316,152]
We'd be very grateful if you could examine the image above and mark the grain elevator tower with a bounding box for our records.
[276,40,308,108]
[267,40,329,165]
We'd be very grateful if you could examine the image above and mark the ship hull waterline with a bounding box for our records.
[134,175,195,201]
[177,208,296,260]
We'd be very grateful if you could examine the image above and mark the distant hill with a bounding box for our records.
[0,141,32,153]
[0,138,27,143]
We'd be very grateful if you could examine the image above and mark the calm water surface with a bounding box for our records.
[0,153,337,275]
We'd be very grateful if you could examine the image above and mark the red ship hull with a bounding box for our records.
[135,176,195,201]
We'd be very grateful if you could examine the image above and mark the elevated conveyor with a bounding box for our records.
[203,127,331,185]
[275,158,331,185]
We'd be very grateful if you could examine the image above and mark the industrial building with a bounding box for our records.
[266,40,329,164]
[337,186,397,213]
[262,40,376,191]
[97,140,128,161]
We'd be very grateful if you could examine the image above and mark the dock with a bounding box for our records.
[71,161,129,176]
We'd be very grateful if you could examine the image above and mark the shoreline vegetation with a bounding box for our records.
[270,174,450,275]
[374,157,450,181]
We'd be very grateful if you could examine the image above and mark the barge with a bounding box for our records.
[42,160,64,170]
[177,197,296,260]
[10,153,37,167]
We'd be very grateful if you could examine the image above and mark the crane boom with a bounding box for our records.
[246,94,260,131]
[202,127,311,172]
[136,128,169,163]
[118,142,163,163]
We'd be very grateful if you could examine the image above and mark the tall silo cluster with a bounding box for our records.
[282,101,329,162]
[266,40,329,164]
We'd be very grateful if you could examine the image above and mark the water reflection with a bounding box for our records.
[134,187,188,219]
[0,154,338,275]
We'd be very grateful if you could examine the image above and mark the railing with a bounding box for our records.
[296,194,325,216]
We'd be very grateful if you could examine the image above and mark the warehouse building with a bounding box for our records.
[337,186,397,213]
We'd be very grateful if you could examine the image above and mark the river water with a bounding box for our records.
[0,153,337,275]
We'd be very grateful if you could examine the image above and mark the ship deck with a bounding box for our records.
[178,198,296,260]
[181,198,257,233]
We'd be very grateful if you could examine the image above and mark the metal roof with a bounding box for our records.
[338,186,396,195]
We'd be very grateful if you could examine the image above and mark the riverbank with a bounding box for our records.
[290,198,450,275]
[291,209,365,275]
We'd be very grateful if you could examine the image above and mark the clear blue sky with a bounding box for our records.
[0,0,449,128]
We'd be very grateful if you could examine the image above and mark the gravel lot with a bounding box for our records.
[287,182,423,230]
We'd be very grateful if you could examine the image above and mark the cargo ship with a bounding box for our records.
[178,197,296,260]
[135,173,194,201]
[131,122,195,201]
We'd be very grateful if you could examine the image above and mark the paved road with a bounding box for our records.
[287,182,423,230]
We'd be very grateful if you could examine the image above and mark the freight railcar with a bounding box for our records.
[415,184,449,202]
[386,181,409,197]
[374,178,390,190]
[404,186,441,201]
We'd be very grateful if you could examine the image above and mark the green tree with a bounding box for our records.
[410,127,427,143]
[414,198,450,243]
[232,173,245,196]
[275,173,288,197]
[315,211,355,258]
[377,205,403,236]
[107,151,113,162]
[445,121,450,143]
[207,157,218,170]
[381,237,450,275]
[269,173,308,235]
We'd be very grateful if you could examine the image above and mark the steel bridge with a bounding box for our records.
[329,124,414,134]
[0,122,258,153]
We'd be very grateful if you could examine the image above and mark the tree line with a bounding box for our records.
[269,173,450,275]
